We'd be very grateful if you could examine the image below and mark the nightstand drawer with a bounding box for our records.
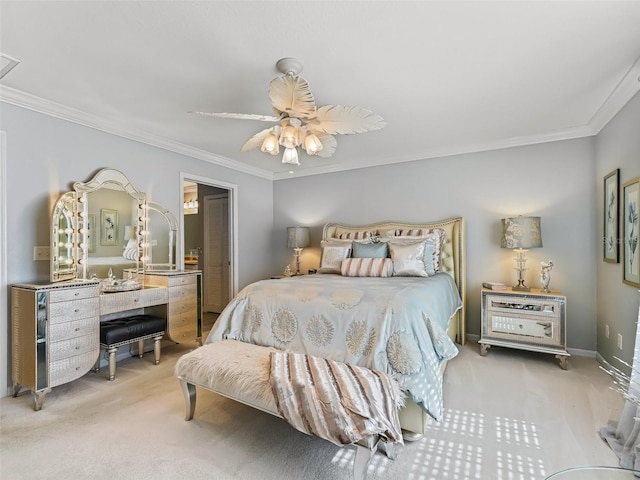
[484,312,561,347]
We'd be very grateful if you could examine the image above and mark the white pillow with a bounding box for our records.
[388,241,428,277]
[123,238,138,261]
[318,241,352,274]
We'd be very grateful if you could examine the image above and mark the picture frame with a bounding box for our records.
[622,176,639,288]
[100,209,118,246]
[86,214,96,253]
[604,169,620,263]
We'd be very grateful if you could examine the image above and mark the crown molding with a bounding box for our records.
[0,86,274,181]
[589,55,640,134]
[273,124,596,180]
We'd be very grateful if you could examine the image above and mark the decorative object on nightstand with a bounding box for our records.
[540,260,554,292]
[479,287,569,369]
[501,216,543,292]
[287,226,310,275]
[283,265,293,277]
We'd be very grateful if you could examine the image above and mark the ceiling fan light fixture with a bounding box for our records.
[304,133,323,155]
[280,123,299,149]
[282,147,300,166]
[261,131,280,155]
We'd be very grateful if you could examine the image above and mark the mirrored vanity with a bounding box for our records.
[12,169,201,410]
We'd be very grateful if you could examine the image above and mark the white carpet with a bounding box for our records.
[0,340,623,480]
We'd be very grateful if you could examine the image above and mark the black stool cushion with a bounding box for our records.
[100,315,166,345]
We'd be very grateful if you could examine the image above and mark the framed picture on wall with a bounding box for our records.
[604,168,620,263]
[87,214,96,253]
[623,176,639,287]
[100,209,118,246]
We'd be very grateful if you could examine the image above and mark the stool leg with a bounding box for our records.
[138,339,145,359]
[153,335,162,365]
[107,346,118,381]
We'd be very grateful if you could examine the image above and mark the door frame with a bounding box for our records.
[179,172,238,299]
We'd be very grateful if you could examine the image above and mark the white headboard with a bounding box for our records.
[322,217,466,344]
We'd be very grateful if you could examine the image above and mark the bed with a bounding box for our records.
[206,217,466,438]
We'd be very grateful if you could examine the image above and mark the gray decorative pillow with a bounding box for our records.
[318,241,352,274]
[351,241,388,259]
[388,241,428,277]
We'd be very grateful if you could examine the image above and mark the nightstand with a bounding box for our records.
[479,288,569,369]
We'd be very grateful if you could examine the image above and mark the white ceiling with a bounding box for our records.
[1,1,640,180]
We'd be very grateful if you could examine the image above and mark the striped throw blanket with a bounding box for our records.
[269,351,404,447]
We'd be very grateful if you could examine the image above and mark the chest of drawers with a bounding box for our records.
[11,281,100,410]
[143,271,202,344]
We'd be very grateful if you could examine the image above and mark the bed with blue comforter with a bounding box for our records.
[206,272,462,421]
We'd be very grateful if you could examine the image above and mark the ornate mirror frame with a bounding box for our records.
[72,169,147,280]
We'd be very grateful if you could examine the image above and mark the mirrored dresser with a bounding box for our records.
[479,288,569,369]
[11,280,100,411]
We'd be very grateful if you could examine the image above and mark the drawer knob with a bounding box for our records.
[75,327,80,332]
[74,292,80,297]
[74,309,80,313]
[75,346,80,350]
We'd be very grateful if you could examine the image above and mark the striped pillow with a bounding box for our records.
[336,231,373,241]
[340,258,394,277]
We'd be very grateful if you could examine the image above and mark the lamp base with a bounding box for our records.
[512,285,531,292]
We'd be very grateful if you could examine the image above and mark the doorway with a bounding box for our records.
[180,174,237,327]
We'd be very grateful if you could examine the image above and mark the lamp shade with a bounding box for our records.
[287,226,310,249]
[501,216,542,249]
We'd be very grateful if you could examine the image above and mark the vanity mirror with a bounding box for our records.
[50,168,178,282]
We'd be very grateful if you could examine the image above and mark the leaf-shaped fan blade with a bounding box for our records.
[314,133,337,158]
[241,128,274,152]
[191,111,281,122]
[311,105,385,135]
[269,75,316,118]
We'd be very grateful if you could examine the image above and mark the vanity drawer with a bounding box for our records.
[49,332,99,362]
[50,316,98,341]
[168,275,197,288]
[144,274,197,288]
[100,287,168,315]
[49,285,99,303]
[169,284,197,302]
[168,316,197,342]
[49,350,98,387]
[49,297,99,323]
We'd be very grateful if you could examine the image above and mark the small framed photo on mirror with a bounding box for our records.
[101,209,118,246]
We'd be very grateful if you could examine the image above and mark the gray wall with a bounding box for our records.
[273,138,598,352]
[0,102,274,395]
[595,92,640,372]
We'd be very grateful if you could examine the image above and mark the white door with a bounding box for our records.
[203,194,229,313]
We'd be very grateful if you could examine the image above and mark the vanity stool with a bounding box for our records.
[97,315,166,381]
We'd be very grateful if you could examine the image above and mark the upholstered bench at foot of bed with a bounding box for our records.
[96,315,166,381]
[174,340,399,480]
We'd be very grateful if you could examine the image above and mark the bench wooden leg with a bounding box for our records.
[107,346,118,381]
[179,379,196,421]
[153,335,162,365]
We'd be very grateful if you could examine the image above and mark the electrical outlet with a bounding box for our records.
[605,324,610,339]
[33,246,50,261]
[618,333,623,350]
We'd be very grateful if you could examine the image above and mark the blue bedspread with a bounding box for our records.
[206,272,462,420]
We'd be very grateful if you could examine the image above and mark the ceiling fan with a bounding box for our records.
[192,58,386,166]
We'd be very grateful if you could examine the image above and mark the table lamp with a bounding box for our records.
[287,226,310,275]
[501,216,542,291]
